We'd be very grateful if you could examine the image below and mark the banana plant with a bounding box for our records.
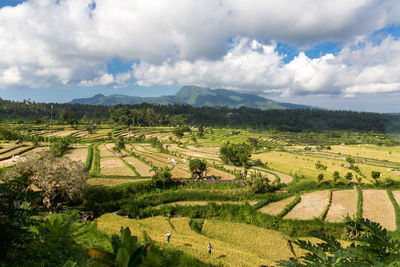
[88,227,152,267]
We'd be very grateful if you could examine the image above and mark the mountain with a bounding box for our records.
[70,86,312,110]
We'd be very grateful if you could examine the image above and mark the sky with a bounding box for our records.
[1,0,400,112]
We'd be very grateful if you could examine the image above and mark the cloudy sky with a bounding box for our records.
[1,0,400,112]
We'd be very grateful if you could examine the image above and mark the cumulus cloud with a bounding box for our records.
[0,0,400,93]
[133,37,400,97]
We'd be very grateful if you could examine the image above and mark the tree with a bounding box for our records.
[189,159,207,180]
[197,126,204,138]
[277,216,400,266]
[220,143,252,167]
[220,143,252,178]
[152,167,174,188]
[49,137,71,157]
[346,156,355,165]
[247,137,259,151]
[113,136,125,157]
[371,171,381,183]
[345,172,353,182]
[3,152,87,211]
[317,173,324,184]
[333,171,340,184]
[172,127,185,138]
[249,171,272,193]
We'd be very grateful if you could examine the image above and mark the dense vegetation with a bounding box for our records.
[2,97,400,132]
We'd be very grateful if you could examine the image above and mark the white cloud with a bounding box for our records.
[133,37,400,97]
[0,0,399,92]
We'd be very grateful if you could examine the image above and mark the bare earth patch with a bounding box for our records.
[98,144,115,157]
[259,196,296,216]
[207,167,235,180]
[268,170,293,184]
[64,148,88,163]
[100,157,135,176]
[362,190,396,231]
[325,190,358,222]
[284,190,330,220]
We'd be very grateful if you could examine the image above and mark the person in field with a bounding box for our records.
[207,242,212,255]
[165,231,172,243]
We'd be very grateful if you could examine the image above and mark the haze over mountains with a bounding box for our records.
[70,86,312,110]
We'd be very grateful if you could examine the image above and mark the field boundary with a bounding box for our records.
[320,190,333,221]
[387,190,400,231]
[278,195,301,218]
[357,187,363,218]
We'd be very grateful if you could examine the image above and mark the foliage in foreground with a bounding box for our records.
[278,216,400,266]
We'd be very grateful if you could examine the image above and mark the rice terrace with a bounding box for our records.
[2,114,400,266]
[3,1,400,266]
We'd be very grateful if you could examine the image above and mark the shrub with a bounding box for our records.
[49,137,71,157]
[3,152,87,211]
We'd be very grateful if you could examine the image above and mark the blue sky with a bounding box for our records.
[1,0,400,112]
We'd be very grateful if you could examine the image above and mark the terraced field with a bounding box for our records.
[259,189,400,231]
[96,214,298,266]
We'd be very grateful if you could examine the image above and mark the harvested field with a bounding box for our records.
[170,167,192,178]
[0,157,24,167]
[100,157,135,176]
[284,190,330,220]
[0,143,13,153]
[362,190,396,231]
[0,146,31,158]
[268,170,293,184]
[207,167,235,180]
[122,156,154,177]
[87,178,150,186]
[99,144,115,157]
[259,196,296,215]
[392,191,400,207]
[64,148,88,163]
[325,190,358,222]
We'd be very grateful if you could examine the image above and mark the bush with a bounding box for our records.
[49,137,71,157]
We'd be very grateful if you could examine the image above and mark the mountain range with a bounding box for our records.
[70,85,312,110]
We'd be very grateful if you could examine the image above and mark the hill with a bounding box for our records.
[69,85,312,110]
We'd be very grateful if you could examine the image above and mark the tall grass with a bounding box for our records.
[84,144,94,171]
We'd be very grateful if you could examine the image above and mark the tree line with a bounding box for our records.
[1,97,400,132]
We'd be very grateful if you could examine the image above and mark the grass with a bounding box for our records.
[85,144,93,171]
[90,144,100,176]
[96,213,297,266]
[357,187,363,218]
[387,190,400,231]
[320,190,332,221]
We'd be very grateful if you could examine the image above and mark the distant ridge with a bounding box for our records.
[70,85,313,110]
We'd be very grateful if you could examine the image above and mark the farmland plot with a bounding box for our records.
[325,190,358,222]
[98,144,135,176]
[64,147,88,163]
[259,196,296,215]
[284,190,330,220]
[87,178,150,186]
[362,190,396,230]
